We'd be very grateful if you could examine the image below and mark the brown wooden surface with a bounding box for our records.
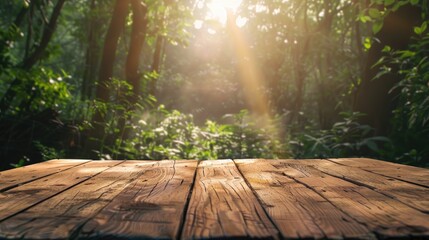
[182,160,278,239]
[0,158,428,239]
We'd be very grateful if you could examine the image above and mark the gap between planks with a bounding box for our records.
[241,159,429,238]
[0,159,91,192]
[327,158,429,189]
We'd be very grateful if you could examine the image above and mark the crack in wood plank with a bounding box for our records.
[235,159,374,239]
[182,159,279,239]
[0,159,90,192]
[276,160,429,238]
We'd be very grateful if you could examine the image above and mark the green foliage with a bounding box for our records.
[33,141,65,161]
[1,0,428,169]
[0,67,71,115]
[290,112,390,158]
[96,107,286,160]
[373,30,429,166]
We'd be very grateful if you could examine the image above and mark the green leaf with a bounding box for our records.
[382,45,392,52]
[415,21,428,35]
[414,26,422,35]
[364,37,372,49]
[359,15,372,23]
[368,8,381,18]
[410,0,419,5]
[384,0,395,6]
[372,22,383,34]
[422,21,428,33]
[398,50,416,58]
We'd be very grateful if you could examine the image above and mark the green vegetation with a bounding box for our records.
[0,0,428,170]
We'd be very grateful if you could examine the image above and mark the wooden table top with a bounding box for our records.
[0,158,428,239]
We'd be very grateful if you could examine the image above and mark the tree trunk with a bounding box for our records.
[88,0,129,156]
[114,0,148,146]
[353,4,422,136]
[22,0,66,69]
[95,0,129,104]
[149,34,165,96]
[81,0,101,101]
[125,0,148,102]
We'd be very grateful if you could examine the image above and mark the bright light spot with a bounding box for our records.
[194,20,203,29]
[255,4,267,13]
[197,1,204,8]
[236,16,248,28]
[206,0,242,25]
[207,28,217,34]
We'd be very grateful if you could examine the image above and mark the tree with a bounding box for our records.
[126,0,148,102]
[0,0,66,114]
[354,3,422,136]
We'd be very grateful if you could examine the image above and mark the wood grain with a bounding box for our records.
[0,160,120,222]
[0,158,428,239]
[273,160,429,238]
[235,159,374,239]
[330,158,429,187]
[299,159,429,213]
[80,160,197,239]
[182,160,279,239]
[0,159,89,192]
[0,160,157,239]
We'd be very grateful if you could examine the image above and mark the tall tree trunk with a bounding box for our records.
[115,0,148,146]
[292,0,309,123]
[125,0,148,102]
[149,34,165,96]
[22,0,65,69]
[81,0,101,101]
[353,4,422,136]
[94,0,129,104]
[88,0,129,156]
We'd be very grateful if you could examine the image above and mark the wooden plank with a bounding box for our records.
[0,160,160,239]
[298,159,429,213]
[0,160,121,222]
[80,160,198,239]
[182,160,279,239]
[235,159,374,239]
[0,159,89,192]
[330,158,429,187]
[272,160,429,238]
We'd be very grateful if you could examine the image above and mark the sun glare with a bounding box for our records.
[206,0,243,25]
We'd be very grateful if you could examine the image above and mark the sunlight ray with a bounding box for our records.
[225,11,274,131]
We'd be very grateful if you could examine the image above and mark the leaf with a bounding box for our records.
[368,8,381,18]
[410,0,419,5]
[382,45,391,52]
[359,15,372,23]
[384,0,395,6]
[415,21,428,35]
[398,50,416,58]
[422,21,428,32]
[372,21,384,34]
[364,37,372,49]
[414,26,423,35]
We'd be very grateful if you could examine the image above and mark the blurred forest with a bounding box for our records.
[0,0,428,170]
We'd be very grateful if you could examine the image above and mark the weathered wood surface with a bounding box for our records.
[0,158,428,239]
[182,160,278,239]
[330,158,429,187]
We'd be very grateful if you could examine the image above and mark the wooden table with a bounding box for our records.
[0,158,428,239]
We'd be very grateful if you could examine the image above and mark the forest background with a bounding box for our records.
[0,0,428,170]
